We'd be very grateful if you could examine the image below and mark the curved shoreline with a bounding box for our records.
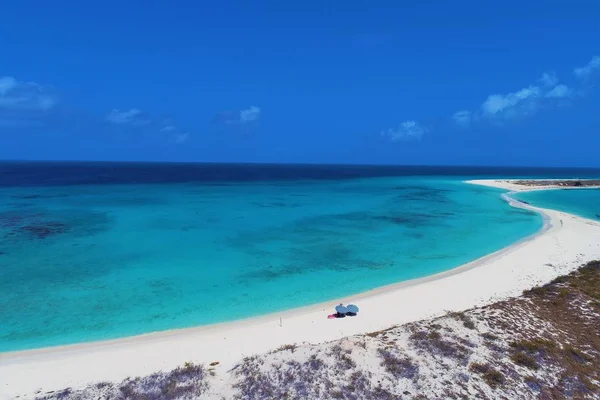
[0,188,551,357]
[2,179,600,398]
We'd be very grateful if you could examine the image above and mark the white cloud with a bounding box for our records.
[381,120,427,141]
[539,72,558,87]
[174,132,190,144]
[481,85,541,116]
[106,108,189,143]
[455,74,577,127]
[454,71,577,128]
[0,77,18,95]
[106,108,142,124]
[452,55,600,127]
[214,106,262,127]
[0,76,57,111]
[452,110,471,126]
[240,106,260,123]
[574,55,600,79]
[545,84,572,98]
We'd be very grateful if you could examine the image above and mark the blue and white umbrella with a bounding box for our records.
[335,304,348,314]
[346,304,359,314]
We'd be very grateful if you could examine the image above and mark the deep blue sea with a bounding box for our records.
[1,162,599,352]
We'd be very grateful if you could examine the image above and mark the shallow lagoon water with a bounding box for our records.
[514,188,600,221]
[0,172,549,352]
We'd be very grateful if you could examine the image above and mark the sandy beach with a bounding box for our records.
[2,179,600,399]
[467,178,600,192]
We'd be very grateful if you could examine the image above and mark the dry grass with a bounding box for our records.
[469,363,505,388]
[273,344,298,353]
[35,362,209,400]
[449,311,476,329]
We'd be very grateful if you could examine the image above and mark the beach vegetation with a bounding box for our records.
[481,332,498,341]
[567,260,600,301]
[94,381,112,389]
[36,364,210,400]
[52,388,73,400]
[306,354,325,370]
[523,284,553,297]
[563,345,593,364]
[482,369,506,388]
[410,329,470,363]
[366,326,396,338]
[274,343,298,353]
[468,362,488,374]
[330,344,356,369]
[510,338,556,353]
[510,352,540,370]
[469,362,505,388]
[344,370,370,394]
[357,339,367,350]
[378,348,419,380]
[231,357,277,399]
[524,376,542,392]
[524,260,600,301]
[550,275,568,285]
[426,330,440,340]
[449,311,476,329]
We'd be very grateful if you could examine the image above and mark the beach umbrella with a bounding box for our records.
[346,304,359,314]
[335,304,348,314]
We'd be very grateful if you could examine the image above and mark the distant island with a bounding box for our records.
[512,179,600,188]
[467,179,600,192]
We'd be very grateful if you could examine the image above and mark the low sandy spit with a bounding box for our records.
[466,178,600,192]
[2,179,600,399]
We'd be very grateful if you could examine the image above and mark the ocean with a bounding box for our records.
[514,188,600,221]
[1,162,599,352]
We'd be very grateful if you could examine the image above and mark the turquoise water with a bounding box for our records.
[514,188,600,221]
[0,178,543,351]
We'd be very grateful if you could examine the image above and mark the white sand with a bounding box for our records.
[467,178,600,192]
[2,179,600,399]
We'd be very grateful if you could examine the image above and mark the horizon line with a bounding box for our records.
[1,159,600,170]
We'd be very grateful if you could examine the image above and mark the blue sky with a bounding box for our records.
[1,1,599,166]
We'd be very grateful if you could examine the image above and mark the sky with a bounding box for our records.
[1,1,599,167]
